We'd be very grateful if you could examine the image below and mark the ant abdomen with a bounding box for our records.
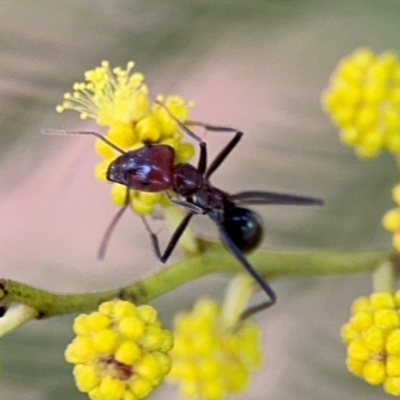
[222,205,264,253]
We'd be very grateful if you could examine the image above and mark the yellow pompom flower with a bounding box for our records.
[57,61,195,214]
[382,183,400,252]
[341,291,400,395]
[322,48,400,158]
[168,275,262,400]
[65,300,173,400]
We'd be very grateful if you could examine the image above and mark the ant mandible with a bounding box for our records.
[51,101,322,307]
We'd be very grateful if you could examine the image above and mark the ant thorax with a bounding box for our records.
[172,163,204,197]
[192,186,228,214]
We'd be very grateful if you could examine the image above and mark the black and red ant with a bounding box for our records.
[49,102,322,307]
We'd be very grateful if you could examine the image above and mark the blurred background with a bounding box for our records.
[0,0,399,399]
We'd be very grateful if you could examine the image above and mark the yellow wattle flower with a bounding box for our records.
[342,291,400,395]
[65,300,173,400]
[168,276,262,400]
[57,61,195,215]
[382,183,400,252]
[57,61,148,126]
[322,48,400,158]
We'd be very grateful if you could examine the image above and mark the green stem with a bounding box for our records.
[372,260,396,292]
[0,239,390,318]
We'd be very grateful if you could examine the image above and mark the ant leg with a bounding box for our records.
[98,188,130,259]
[230,191,323,206]
[155,102,242,177]
[155,101,204,143]
[239,300,276,321]
[187,121,243,179]
[164,191,204,213]
[215,219,276,306]
[155,101,208,174]
[141,212,194,263]
[169,198,204,214]
[197,142,207,174]
[43,129,126,155]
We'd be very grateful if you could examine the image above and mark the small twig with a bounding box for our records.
[0,239,388,320]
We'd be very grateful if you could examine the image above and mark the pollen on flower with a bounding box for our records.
[168,297,261,400]
[322,48,400,158]
[382,183,400,252]
[65,300,173,400]
[341,290,400,395]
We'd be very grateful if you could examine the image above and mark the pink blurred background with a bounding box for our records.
[0,1,398,399]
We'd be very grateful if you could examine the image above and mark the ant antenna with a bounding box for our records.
[43,129,126,155]
[155,100,204,144]
[98,187,131,259]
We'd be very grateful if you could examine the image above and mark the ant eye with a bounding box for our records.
[142,178,151,186]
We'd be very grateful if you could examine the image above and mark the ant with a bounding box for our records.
[49,102,322,308]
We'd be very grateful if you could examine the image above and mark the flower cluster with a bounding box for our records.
[65,300,173,400]
[341,291,400,395]
[382,183,400,252]
[322,48,400,158]
[57,61,195,214]
[168,295,261,400]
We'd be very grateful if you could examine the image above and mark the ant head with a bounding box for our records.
[43,129,177,193]
[107,144,176,192]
